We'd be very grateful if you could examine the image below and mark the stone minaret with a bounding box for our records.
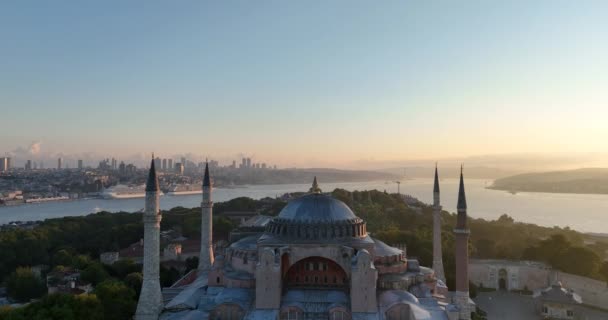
[135,157,163,320]
[453,166,471,320]
[432,165,446,283]
[198,162,214,272]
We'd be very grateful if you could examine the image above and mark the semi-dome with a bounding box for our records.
[265,179,368,241]
[277,193,358,222]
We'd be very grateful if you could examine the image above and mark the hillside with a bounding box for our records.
[489,168,608,194]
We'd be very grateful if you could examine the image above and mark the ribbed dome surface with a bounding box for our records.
[266,193,367,240]
[278,194,358,222]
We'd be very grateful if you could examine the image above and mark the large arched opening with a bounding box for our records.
[498,268,508,290]
[284,256,348,290]
[385,303,412,320]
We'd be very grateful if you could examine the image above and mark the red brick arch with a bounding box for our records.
[284,256,348,289]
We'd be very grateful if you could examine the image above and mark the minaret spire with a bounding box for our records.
[457,164,467,213]
[198,161,214,272]
[432,164,446,282]
[309,176,322,193]
[453,164,471,320]
[433,162,440,193]
[135,158,163,320]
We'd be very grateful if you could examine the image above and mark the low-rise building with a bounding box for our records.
[46,268,92,295]
[534,282,583,320]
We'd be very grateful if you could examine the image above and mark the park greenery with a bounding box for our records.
[1,189,607,318]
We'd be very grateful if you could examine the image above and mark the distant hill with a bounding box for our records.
[489,168,608,194]
[378,166,519,179]
[221,168,399,185]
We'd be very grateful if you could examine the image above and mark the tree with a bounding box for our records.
[600,261,608,282]
[124,272,143,296]
[185,256,199,273]
[474,239,496,258]
[80,262,109,286]
[95,280,136,320]
[0,293,103,320]
[6,267,46,302]
[160,266,180,287]
[52,249,75,267]
[109,259,140,279]
[213,217,235,239]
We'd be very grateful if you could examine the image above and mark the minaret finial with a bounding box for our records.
[309,176,322,193]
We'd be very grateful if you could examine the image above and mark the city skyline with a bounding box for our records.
[2,1,608,168]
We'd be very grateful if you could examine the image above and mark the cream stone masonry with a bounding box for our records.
[135,158,163,320]
[198,162,214,272]
[432,165,446,283]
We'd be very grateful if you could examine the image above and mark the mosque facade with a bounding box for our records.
[136,159,473,320]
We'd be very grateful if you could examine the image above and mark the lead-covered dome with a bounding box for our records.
[265,182,367,240]
[277,193,358,222]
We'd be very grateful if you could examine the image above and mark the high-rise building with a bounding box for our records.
[232,160,236,169]
[162,159,167,171]
[246,158,251,168]
[181,157,186,169]
[175,163,184,175]
[25,160,32,170]
[168,159,173,171]
[78,159,83,170]
[6,157,10,170]
[242,158,247,168]
[0,157,8,172]
[154,157,161,170]
[57,158,63,170]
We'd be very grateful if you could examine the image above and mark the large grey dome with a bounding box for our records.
[278,194,358,222]
[266,193,367,240]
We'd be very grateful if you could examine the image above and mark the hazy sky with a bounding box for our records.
[1,1,607,168]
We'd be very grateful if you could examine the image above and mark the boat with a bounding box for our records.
[101,184,163,199]
[165,184,202,196]
[25,196,70,203]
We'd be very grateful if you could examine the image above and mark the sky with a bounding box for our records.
[1,1,607,168]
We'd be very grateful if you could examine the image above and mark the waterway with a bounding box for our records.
[1,179,607,233]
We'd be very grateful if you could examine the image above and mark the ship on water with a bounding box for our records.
[165,183,202,196]
[101,184,164,199]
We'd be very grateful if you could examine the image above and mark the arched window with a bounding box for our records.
[280,307,303,320]
[329,309,351,320]
[385,304,411,320]
[210,304,245,320]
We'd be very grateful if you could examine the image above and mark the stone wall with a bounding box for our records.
[469,259,551,291]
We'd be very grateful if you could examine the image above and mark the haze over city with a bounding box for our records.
[2,1,608,169]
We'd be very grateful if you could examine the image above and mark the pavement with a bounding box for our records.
[474,291,608,320]
[474,291,538,320]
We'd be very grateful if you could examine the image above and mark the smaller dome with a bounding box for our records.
[278,193,358,222]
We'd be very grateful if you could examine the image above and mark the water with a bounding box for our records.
[1,179,607,233]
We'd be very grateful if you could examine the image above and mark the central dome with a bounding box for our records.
[278,193,358,222]
[266,191,368,240]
